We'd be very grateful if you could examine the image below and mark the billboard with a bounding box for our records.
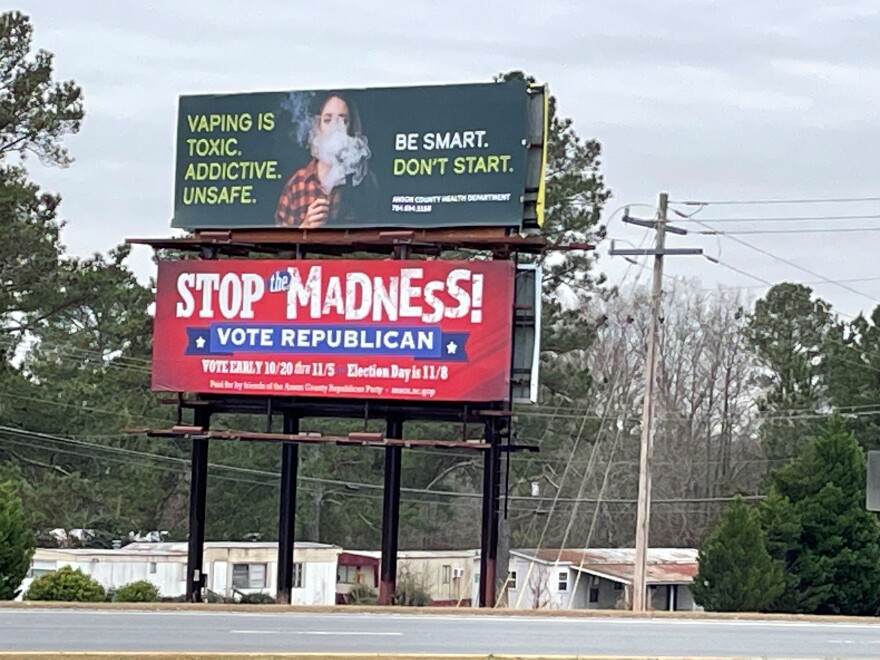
[172,80,547,231]
[511,264,542,404]
[152,259,514,402]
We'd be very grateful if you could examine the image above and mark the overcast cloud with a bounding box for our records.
[13,0,880,318]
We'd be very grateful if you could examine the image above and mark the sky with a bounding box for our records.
[13,0,880,318]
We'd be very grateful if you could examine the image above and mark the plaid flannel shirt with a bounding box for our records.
[275,159,340,227]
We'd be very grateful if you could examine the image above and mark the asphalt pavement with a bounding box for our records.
[2,609,880,657]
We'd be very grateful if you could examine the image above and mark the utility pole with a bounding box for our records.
[631,191,666,613]
[609,192,701,612]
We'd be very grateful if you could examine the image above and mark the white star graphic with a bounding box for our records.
[195,336,206,349]
[446,341,458,355]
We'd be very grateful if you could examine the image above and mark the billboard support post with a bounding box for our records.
[479,418,502,607]
[378,416,404,605]
[186,407,210,603]
[276,413,300,604]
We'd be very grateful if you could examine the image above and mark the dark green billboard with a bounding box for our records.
[172,80,547,231]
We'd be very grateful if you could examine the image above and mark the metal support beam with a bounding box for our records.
[276,414,300,604]
[479,420,502,607]
[378,417,403,605]
[185,408,210,603]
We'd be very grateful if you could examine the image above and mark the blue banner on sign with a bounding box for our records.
[185,327,232,356]
[421,331,469,363]
[184,323,469,361]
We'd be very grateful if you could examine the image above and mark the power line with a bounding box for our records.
[674,197,880,206]
[0,433,277,492]
[684,256,880,379]
[678,214,880,223]
[24,345,153,375]
[684,217,878,305]
[0,390,174,427]
[698,276,880,291]
[516,207,665,593]
[0,433,467,508]
[517,407,880,423]
[0,427,461,507]
[11,336,880,436]
[706,258,773,287]
[701,227,880,236]
[0,333,154,368]
[0,425,765,508]
[518,330,631,580]
[2,431,753,517]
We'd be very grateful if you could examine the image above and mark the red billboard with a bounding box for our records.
[152,259,514,402]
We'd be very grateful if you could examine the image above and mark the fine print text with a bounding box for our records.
[202,358,443,399]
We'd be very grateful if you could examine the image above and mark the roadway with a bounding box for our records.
[2,609,880,657]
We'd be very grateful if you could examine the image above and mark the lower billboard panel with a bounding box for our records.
[152,259,514,402]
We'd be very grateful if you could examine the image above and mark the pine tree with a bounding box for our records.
[0,11,84,342]
[747,284,836,461]
[757,490,802,613]
[692,496,784,612]
[763,415,880,615]
[0,481,35,599]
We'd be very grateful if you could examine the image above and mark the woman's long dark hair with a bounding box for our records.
[309,91,377,223]
[310,91,365,137]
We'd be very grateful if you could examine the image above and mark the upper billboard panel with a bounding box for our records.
[172,80,546,231]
